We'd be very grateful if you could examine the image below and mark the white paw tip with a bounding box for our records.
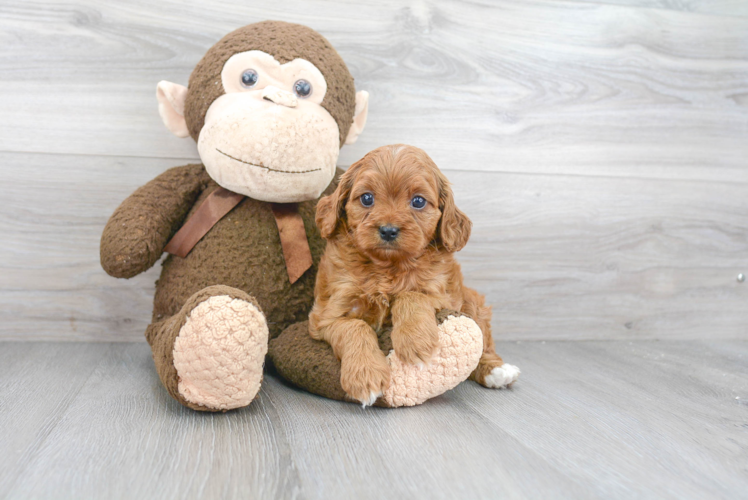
[360,390,382,408]
[485,364,521,389]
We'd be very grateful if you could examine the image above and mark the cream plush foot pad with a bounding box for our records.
[383,315,483,407]
[173,295,269,411]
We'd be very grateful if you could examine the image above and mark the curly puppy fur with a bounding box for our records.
[309,144,508,403]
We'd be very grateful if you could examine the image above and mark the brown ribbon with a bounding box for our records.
[164,187,245,258]
[270,203,313,284]
[164,187,312,284]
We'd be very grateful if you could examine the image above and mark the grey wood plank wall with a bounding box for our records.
[0,0,746,341]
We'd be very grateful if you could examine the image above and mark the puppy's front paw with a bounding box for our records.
[392,319,440,366]
[340,349,391,407]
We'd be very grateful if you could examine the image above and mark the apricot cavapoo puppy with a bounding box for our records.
[309,144,519,405]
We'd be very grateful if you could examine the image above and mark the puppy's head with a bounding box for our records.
[316,144,471,261]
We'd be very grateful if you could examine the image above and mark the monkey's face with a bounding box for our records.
[157,23,369,203]
[195,51,340,203]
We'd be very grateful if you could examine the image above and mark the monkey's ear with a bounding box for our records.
[156,81,190,138]
[344,91,369,145]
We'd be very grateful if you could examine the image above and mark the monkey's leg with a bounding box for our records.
[382,310,484,407]
[146,285,268,412]
[269,310,484,407]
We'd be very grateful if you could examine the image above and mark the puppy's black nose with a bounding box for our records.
[379,225,399,242]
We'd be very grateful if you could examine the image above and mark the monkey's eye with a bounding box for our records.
[360,193,374,207]
[293,79,312,98]
[240,69,259,88]
[411,196,427,209]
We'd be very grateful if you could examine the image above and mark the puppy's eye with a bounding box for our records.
[360,193,374,207]
[410,196,426,209]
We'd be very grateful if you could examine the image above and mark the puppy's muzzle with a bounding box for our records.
[379,225,399,242]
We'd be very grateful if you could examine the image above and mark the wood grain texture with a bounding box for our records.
[0,340,746,499]
[0,0,746,182]
[0,0,746,341]
[574,0,748,17]
[1,152,745,340]
[0,343,117,498]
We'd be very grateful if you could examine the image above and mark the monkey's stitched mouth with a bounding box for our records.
[216,149,322,174]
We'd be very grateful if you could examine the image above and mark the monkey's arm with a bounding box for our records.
[100,163,210,278]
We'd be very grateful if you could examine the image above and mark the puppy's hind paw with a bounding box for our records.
[484,364,520,389]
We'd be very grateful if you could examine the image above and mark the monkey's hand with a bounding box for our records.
[100,164,209,278]
[390,292,440,365]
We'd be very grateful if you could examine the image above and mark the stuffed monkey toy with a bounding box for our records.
[101,21,484,411]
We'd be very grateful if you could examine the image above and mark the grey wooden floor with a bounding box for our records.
[1,340,746,499]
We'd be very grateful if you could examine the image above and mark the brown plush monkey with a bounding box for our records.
[101,21,486,411]
[101,21,369,411]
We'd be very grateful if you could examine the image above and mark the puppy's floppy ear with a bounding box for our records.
[315,159,364,238]
[436,171,472,252]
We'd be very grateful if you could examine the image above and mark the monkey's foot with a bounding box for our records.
[172,294,268,411]
[382,313,483,407]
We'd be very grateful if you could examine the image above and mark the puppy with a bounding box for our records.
[309,144,519,405]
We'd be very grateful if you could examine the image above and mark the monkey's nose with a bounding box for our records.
[379,225,399,242]
[262,85,298,108]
